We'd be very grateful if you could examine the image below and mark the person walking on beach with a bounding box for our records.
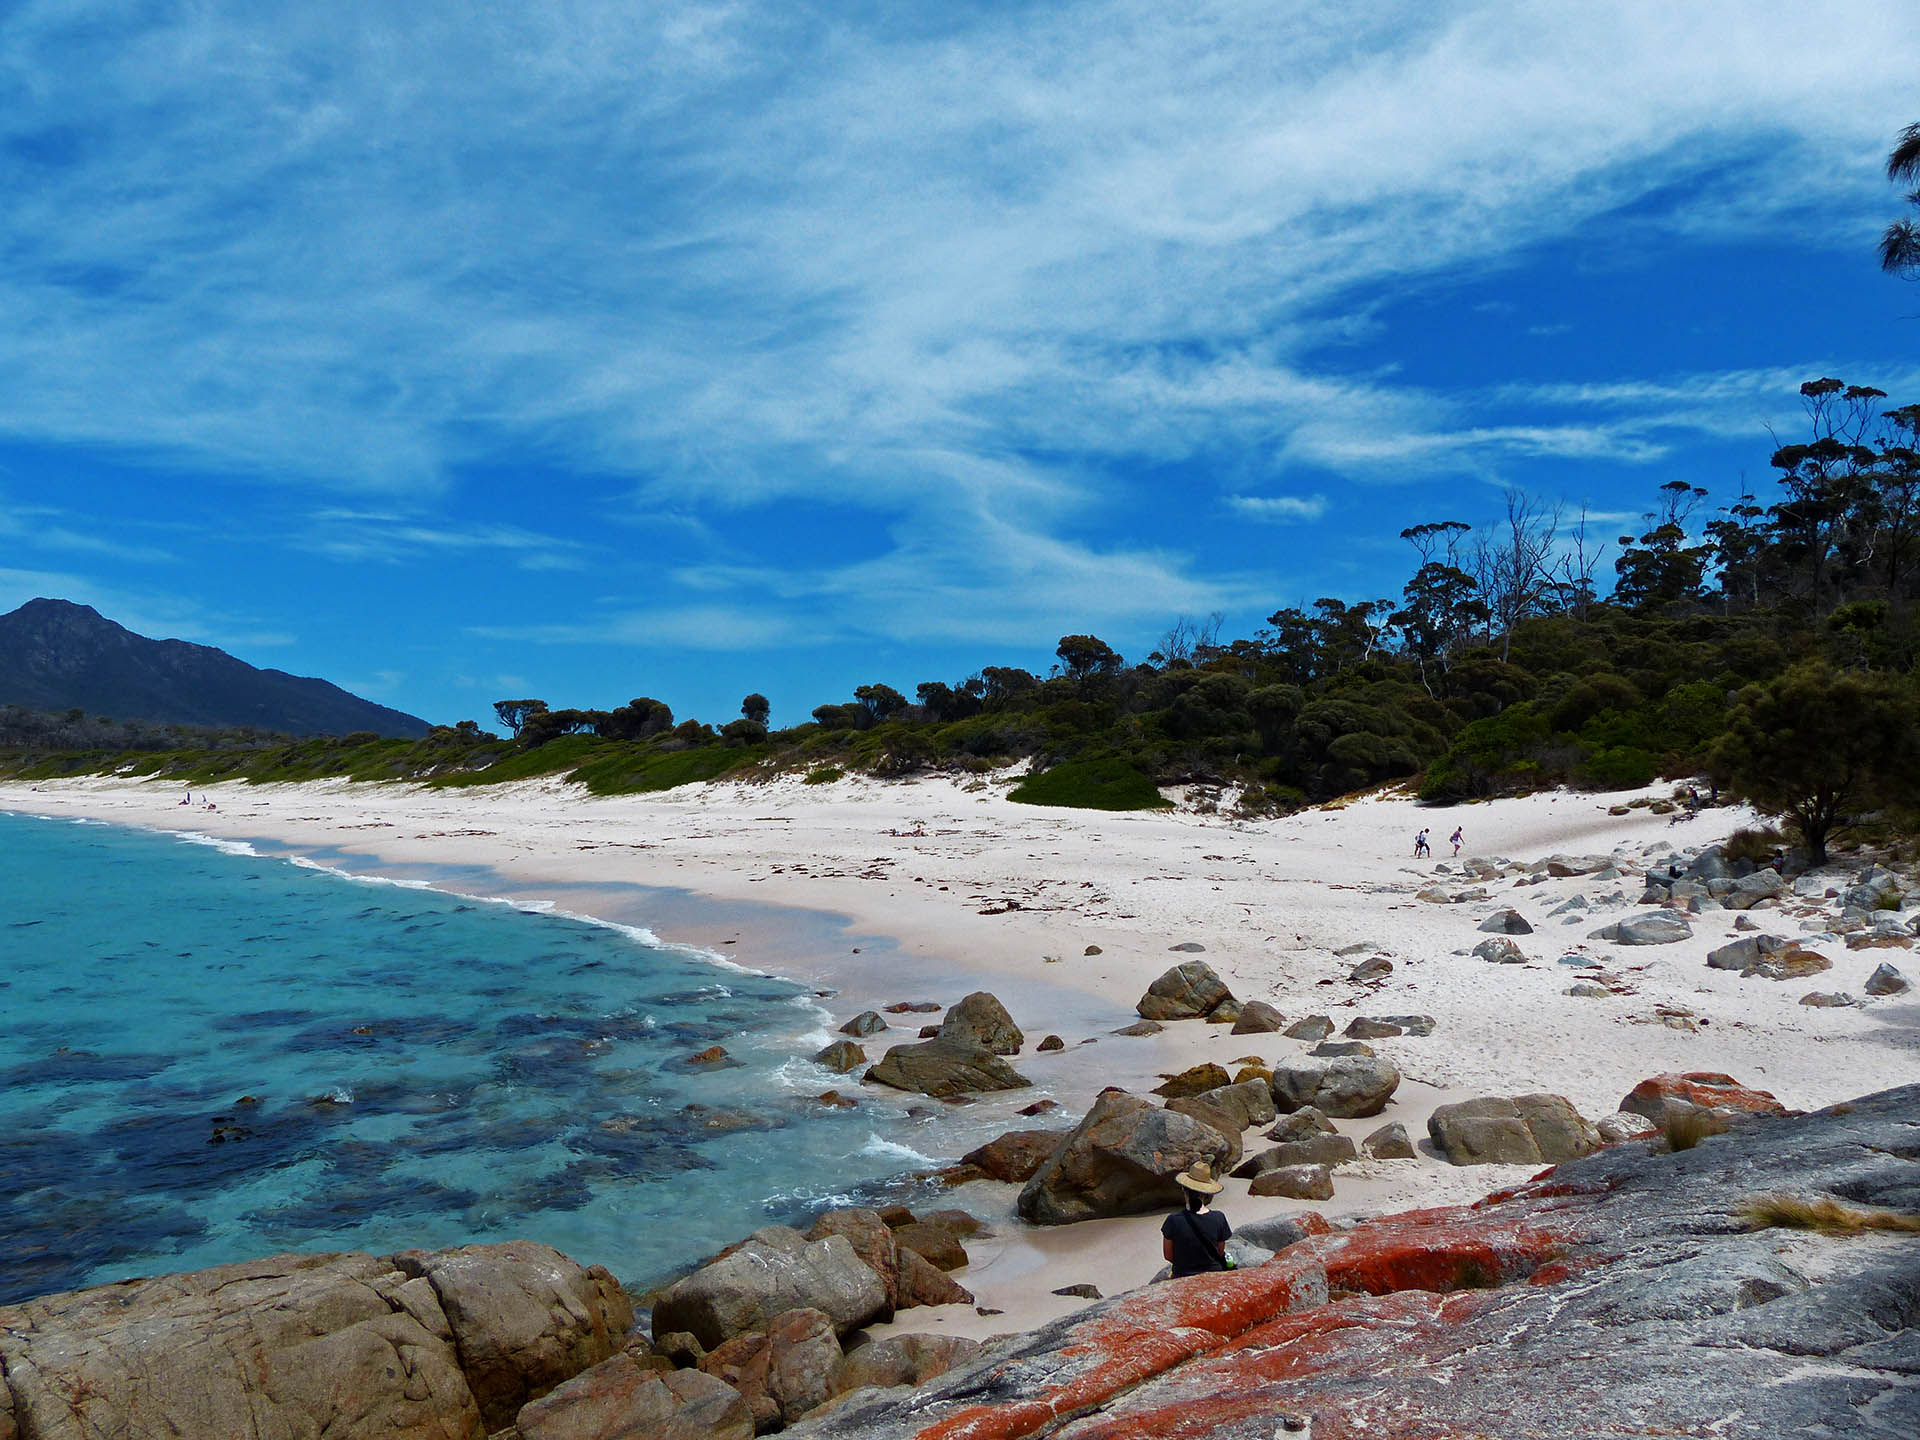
[1449,826,1463,857]
[1413,829,1429,858]
[1161,1161,1232,1277]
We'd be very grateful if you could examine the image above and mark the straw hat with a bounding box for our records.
[1174,1159,1223,1194]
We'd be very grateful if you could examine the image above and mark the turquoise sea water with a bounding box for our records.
[0,811,953,1305]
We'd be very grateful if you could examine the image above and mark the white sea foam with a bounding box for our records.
[168,830,260,857]
[858,1134,937,1164]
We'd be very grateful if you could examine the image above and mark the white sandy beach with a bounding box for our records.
[6,770,1917,1343]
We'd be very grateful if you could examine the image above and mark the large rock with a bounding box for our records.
[518,1359,753,1440]
[937,991,1024,1055]
[1618,1072,1789,1129]
[0,1243,632,1440]
[1188,1078,1278,1132]
[863,1038,1030,1097]
[1427,1094,1599,1166]
[894,1248,974,1309]
[1270,1056,1400,1118]
[651,1228,888,1351]
[1162,1095,1246,1172]
[1590,912,1693,945]
[1721,868,1785,910]
[701,1307,843,1430]
[1705,934,1789,972]
[892,1222,968,1273]
[1135,961,1234,1020]
[840,1011,888,1037]
[960,1129,1067,1183]
[1017,1088,1235,1226]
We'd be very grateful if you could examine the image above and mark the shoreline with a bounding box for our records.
[6,769,1918,1342]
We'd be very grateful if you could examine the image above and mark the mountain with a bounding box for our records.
[0,599,433,738]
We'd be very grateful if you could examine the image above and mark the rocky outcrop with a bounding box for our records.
[1270,1055,1400,1118]
[1135,962,1234,1020]
[1017,1088,1235,1226]
[936,991,1024,1054]
[0,1242,631,1440]
[863,1038,1030,1097]
[813,1040,867,1072]
[1427,1094,1600,1166]
[784,1085,1920,1440]
[650,1227,888,1351]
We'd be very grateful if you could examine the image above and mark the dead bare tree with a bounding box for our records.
[1474,491,1563,661]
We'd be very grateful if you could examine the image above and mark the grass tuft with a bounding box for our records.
[1659,1104,1727,1152]
[1738,1193,1920,1235]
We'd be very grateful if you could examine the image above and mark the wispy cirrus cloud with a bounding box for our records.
[1,1,1917,664]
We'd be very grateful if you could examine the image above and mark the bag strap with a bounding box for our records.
[1178,1208,1228,1269]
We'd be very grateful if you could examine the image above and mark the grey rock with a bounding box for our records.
[1347,956,1394,982]
[1282,1014,1334,1040]
[1567,982,1609,997]
[1595,1111,1660,1144]
[1368,1013,1436,1036]
[1590,912,1693,946]
[1112,1019,1163,1037]
[1230,999,1285,1034]
[1866,962,1911,996]
[1478,908,1534,934]
[827,1334,982,1402]
[840,1011,888,1037]
[1799,991,1857,1007]
[1361,1121,1416,1159]
[1232,1215,1323,1253]
[863,1038,1030,1097]
[1427,1094,1600,1166]
[1472,936,1530,964]
[1557,953,1603,967]
[1270,1055,1400,1118]
[1017,1089,1235,1226]
[1722,868,1785,911]
[1344,1016,1406,1039]
[937,991,1024,1055]
[521,1361,755,1440]
[1236,1133,1357,1178]
[1265,1107,1337,1141]
[1246,1163,1334,1200]
[1168,941,1208,952]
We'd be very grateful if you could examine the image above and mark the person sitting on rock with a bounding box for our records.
[1162,1160,1232,1277]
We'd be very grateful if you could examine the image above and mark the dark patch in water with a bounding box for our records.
[257,1176,480,1235]
[0,1049,176,1088]
[211,1008,318,1032]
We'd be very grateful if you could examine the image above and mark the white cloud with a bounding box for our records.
[1228,494,1328,522]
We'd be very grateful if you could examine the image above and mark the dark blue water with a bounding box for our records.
[0,811,948,1304]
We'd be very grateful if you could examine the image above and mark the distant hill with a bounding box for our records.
[0,599,433,738]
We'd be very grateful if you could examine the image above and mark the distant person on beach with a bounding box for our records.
[1161,1161,1232,1277]
[1413,829,1429,858]
[1450,826,1463,857]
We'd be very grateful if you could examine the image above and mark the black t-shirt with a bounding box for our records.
[1161,1206,1231,1277]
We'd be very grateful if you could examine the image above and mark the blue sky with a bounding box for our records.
[3,2,1918,729]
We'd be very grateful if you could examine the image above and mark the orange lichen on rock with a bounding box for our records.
[1621,1071,1788,1119]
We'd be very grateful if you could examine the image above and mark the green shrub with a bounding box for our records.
[1009,755,1169,811]
[804,766,843,785]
